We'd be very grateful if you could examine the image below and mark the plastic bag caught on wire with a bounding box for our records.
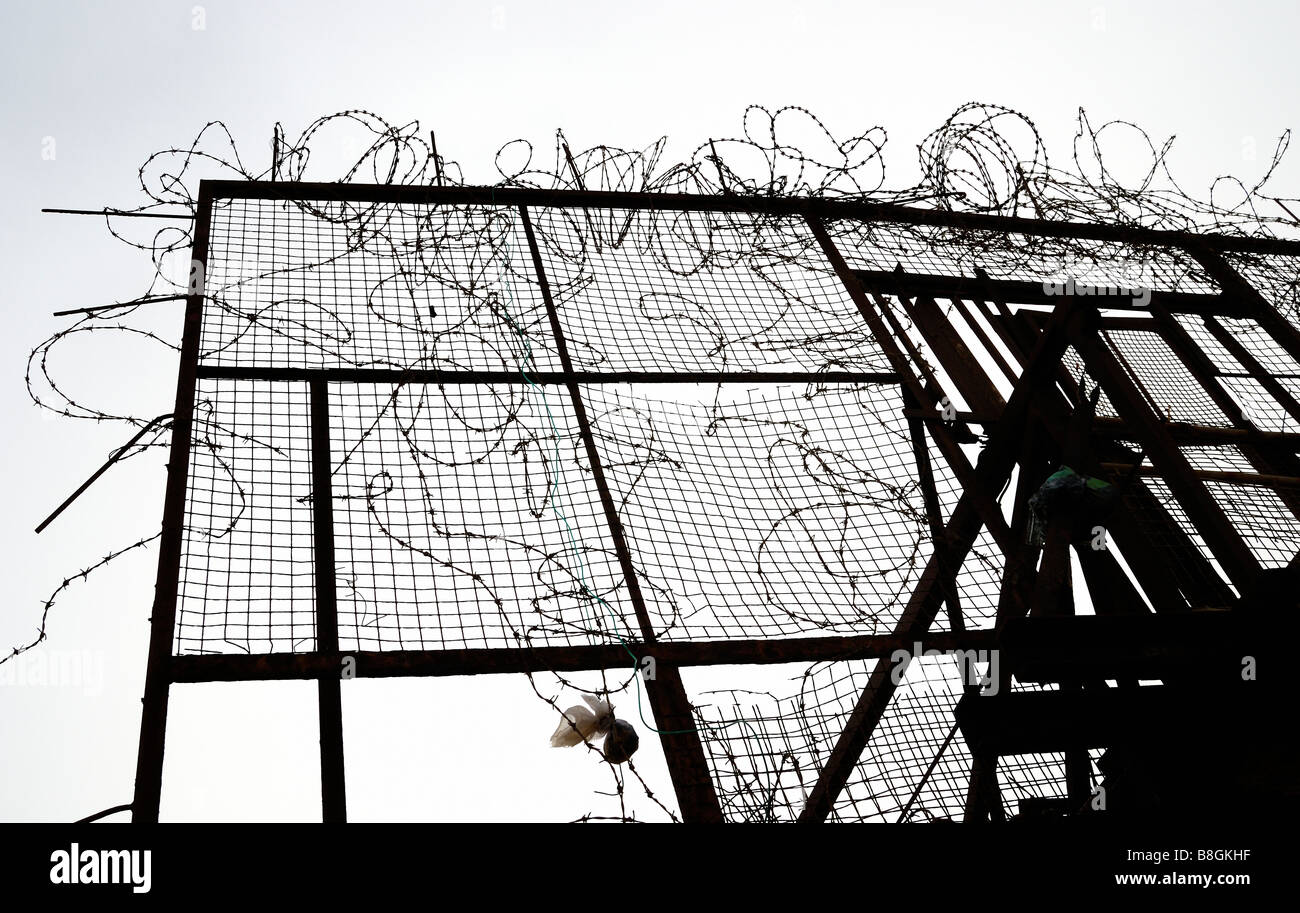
[549,694,615,747]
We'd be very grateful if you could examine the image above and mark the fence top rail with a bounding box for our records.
[198,179,1300,257]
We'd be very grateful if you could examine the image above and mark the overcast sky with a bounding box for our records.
[1,0,1297,823]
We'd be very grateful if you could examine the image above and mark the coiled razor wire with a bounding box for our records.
[17,104,1300,821]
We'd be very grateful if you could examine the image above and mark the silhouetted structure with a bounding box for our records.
[25,108,1300,822]
[123,178,1300,822]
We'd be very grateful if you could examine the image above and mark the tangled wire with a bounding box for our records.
[17,103,1300,822]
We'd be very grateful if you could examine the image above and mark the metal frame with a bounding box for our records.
[131,179,1300,823]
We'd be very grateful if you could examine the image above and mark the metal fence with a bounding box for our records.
[132,179,1300,822]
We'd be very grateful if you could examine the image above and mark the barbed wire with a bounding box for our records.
[21,103,1299,822]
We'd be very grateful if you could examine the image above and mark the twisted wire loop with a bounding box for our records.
[21,104,1299,821]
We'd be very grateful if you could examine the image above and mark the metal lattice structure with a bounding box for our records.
[127,178,1300,823]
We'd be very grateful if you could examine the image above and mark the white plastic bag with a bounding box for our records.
[549,694,614,747]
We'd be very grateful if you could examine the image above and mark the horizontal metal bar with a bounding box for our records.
[855,270,1236,315]
[53,294,187,318]
[42,207,193,220]
[198,180,1300,257]
[169,630,998,682]
[195,365,900,385]
[999,613,1247,684]
[904,407,1300,446]
[1098,461,1300,488]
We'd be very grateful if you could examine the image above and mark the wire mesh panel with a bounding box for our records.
[830,220,1219,293]
[582,381,926,641]
[531,208,891,373]
[1101,329,1233,425]
[1204,480,1300,569]
[202,199,560,372]
[1216,316,1300,377]
[693,654,1089,823]
[176,379,317,655]
[1227,252,1300,326]
[328,381,637,652]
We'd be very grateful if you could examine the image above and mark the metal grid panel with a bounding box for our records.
[830,220,1219,293]
[1173,315,1247,374]
[1226,252,1300,326]
[530,208,890,373]
[202,199,560,371]
[1219,376,1300,432]
[1216,316,1300,377]
[328,382,637,652]
[836,660,974,823]
[1205,481,1300,569]
[583,381,928,640]
[175,379,317,655]
[1180,445,1257,473]
[1101,329,1233,425]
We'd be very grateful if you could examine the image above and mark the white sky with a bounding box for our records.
[1,0,1297,823]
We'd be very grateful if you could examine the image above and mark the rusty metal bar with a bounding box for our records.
[310,380,347,823]
[963,751,1006,822]
[52,294,187,318]
[42,207,194,220]
[131,184,213,823]
[519,204,722,822]
[913,408,1300,446]
[1097,463,1300,488]
[168,631,1001,682]
[903,387,966,634]
[194,366,899,385]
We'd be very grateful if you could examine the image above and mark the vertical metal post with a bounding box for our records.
[310,380,347,822]
[903,387,966,634]
[518,205,722,822]
[963,753,1006,822]
[132,184,213,823]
